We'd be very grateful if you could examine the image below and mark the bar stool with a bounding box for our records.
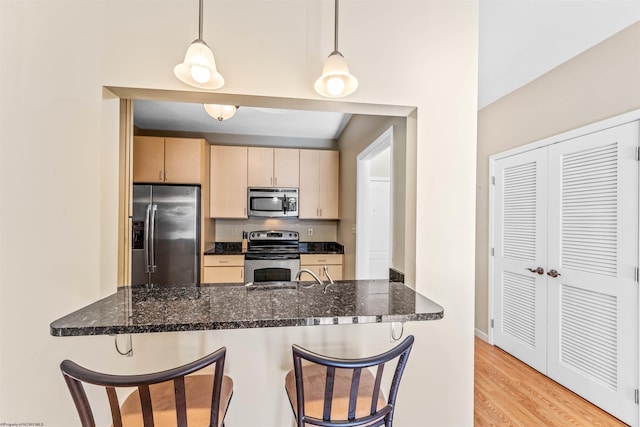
[285,335,414,427]
[60,346,233,427]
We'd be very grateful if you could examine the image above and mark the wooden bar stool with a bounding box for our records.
[60,347,233,427]
[285,335,414,427]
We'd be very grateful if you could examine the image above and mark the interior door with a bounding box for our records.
[493,148,549,373]
[368,179,390,279]
[546,122,639,425]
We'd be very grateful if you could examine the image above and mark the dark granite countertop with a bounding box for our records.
[204,241,344,255]
[50,280,443,337]
[204,242,243,255]
[299,242,344,254]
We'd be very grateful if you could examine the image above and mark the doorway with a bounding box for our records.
[356,126,393,280]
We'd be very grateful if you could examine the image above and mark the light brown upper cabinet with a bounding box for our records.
[133,136,203,184]
[299,150,339,219]
[210,145,248,218]
[247,147,299,188]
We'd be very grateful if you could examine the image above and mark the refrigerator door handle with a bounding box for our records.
[143,204,152,273]
[150,204,158,273]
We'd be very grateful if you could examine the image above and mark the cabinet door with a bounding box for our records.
[210,145,248,218]
[164,138,201,184]
[203,266,244,283]
[133,136,165,183]
[320,264,343,280]
[274,148,299,187]
[247,147,274,187]
[299,150,321,218]
[318,150,339,218]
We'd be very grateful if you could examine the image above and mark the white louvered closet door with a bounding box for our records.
[493,148,549,373]
[546,121,639,425]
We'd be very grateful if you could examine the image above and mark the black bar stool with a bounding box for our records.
[60,347,233,427]
[285,335,414,427]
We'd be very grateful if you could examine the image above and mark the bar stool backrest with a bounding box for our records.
[290,335,414,427]
[60,346,229,427]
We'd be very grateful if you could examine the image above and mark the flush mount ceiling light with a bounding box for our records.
[174,0,224,89]
[314,0,358,98]
[204,104,238,121]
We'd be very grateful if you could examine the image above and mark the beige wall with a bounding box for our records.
[475,21,640,336]
[1,1,478,426]
[336,115,408,280]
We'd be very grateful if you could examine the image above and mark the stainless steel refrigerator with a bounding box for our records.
[131,185,200,287]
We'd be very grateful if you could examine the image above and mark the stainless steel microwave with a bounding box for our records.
[247,187,298,218]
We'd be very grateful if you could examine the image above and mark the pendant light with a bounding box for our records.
[314,0,358,98]
[204,104,238,121]
[174,0,224,89]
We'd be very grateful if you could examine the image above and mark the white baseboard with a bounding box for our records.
[475,328,489,343]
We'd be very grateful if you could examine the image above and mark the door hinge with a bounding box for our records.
[490,319,494,328]
[635,267,639,282]
[635,389,639,404]
[491,176,496,185]
[491,247,495,257]
[635,147,640,161]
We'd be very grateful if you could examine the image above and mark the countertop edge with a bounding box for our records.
[50,312,445,337]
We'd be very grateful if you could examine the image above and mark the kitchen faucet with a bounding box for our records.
[296,268,334,293]
[295,268,324,286]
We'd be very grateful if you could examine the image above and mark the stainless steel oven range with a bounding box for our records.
[244,230,300,284]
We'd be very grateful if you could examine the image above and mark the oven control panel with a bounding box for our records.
[249,230,299,241]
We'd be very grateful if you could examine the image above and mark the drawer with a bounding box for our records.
[204,255,244,267]
[203,266,244,283]
[300,254,343,265]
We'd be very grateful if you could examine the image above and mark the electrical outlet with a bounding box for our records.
[308,228,313,236]
[231,229,238,236]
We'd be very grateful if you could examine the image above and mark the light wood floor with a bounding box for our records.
[474,337,628,426]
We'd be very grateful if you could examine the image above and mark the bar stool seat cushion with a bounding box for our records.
[285,365,386,423]
[119,374,233,427]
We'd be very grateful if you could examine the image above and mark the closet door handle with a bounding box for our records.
[526,267,544,275]
[547,269,561,278]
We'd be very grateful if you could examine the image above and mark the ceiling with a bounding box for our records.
[134,100,351,140]
[479,0,640,109]
[134,2,640,138]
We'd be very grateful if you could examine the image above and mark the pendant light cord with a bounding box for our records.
[333,0,339,53]
[198,0,204,40]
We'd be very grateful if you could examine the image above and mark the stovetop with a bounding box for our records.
[246,230,300,259]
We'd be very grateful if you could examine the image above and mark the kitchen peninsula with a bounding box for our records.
[50,280,443,337]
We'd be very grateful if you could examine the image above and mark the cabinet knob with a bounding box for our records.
[159,170,163,180]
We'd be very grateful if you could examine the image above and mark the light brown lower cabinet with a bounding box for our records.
[203,255,245,283]
[300,254,343,280]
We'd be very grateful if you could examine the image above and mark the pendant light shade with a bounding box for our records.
[174,40,224,89]
[174,0,225,90]
[315,0,358,98]
[314,51,358,97]
[204,104,238,121]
